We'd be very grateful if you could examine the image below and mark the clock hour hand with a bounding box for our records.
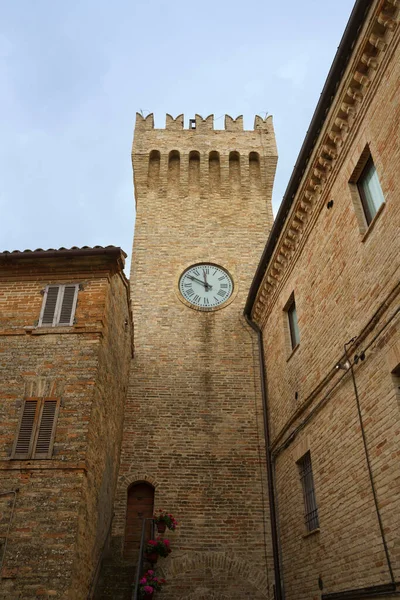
[187,275,212,290]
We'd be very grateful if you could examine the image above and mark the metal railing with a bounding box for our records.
[132,518,155,600]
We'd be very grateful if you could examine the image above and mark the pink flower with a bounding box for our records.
[147,570,154,575]
[144,586,153,594]
[140,578,147,584]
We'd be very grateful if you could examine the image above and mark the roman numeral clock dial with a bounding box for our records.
[179,264,234,311]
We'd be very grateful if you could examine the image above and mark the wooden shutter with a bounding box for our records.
[39,284,79,327]
[12,398,60,459]
[33,399,59,458]
[58,285,78,326]
[40,286,60,326]
[13,399,40,459]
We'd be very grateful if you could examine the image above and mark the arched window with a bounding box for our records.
[189,150,200,193]
[148,150,160,190]
[209,151,220,194]
[124,482,155,559]
[249,152,261,190]
[229,151,241,192]
[168,150,180,193]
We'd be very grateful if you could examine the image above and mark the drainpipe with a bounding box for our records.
[245,315,284,600]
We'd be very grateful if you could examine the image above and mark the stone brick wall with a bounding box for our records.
[0,251,132,599]
[251,2,400,598]
[106,114,278,599]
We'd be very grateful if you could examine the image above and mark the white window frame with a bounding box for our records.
[38,284,79,327]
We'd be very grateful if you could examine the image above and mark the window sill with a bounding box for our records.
[28,324,103,335]
[287,343,300,362]
[302,527,320,539]
[361,202,386,243]
[0,459,87,471]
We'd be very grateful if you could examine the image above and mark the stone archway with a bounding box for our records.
[160,551,270,600]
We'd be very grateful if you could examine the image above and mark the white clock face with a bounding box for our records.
[179,264,233,310]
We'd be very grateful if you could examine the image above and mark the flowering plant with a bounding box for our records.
[145,537,172,558]
[139,570,166,597]
[153,509,178,531]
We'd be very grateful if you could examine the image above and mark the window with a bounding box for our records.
[287,298,300,350]
[12,398,60,459]
[356,155,385,225]
[391,364,400,405]
[298,451,319,532]
[39,284,79,327]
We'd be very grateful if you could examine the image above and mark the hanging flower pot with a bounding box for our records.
[156,520,166,533]
[144,537,172,561]
[139,572,167,599]
[153,510,178,531]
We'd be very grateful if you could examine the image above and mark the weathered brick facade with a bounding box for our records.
[249,0,400,598]
[97,113,278,600]
[0,248,132,599]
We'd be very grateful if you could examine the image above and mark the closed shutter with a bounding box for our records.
[41,286,60,326]
[34,400,59,458]
[12,398,60,459]
[58,285,78,326]
[39,284,79,327]
[13,400,40,458]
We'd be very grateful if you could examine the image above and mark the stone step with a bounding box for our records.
[94,563,137,600]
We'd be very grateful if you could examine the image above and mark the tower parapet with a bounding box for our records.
[132,112,277,220]
[135,112,274,133]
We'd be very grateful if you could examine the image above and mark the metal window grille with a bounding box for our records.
[298,451,319,532]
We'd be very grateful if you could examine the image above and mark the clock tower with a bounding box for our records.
[105,112,278,599]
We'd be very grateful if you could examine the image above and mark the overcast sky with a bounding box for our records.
[1,0,355,272]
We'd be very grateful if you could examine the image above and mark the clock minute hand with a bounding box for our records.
[187,275,212,290]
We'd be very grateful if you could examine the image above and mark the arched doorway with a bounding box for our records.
[124,482,154,559]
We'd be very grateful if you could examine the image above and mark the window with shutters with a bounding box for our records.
[297,451,319,532]
[11,398,60,459]
[38,284,79,327]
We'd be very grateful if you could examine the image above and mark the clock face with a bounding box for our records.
[179,264,234,310]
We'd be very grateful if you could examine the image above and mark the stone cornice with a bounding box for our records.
[252,0,399,326]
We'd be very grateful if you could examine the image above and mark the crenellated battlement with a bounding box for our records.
[135,112,273,133]
[132,111,277,217]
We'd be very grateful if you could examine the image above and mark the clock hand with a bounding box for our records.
[187,275,212,290]
[203,269,209,288]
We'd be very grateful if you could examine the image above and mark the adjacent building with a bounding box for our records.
[245,0,400,598]
[0,247,132,599]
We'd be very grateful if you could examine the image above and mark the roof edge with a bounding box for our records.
[0,246,127,263]
[244,0,374,318]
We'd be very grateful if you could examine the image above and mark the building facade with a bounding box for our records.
[0,247,132,599]
[246,0,400,598]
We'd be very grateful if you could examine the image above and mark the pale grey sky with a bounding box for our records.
[1,0,355,271]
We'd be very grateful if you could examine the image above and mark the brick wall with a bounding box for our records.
[251,3,400,598]
[0,251,132,599]
[104,114,278,599]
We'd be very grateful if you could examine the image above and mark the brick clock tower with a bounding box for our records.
[105,112,277,599]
